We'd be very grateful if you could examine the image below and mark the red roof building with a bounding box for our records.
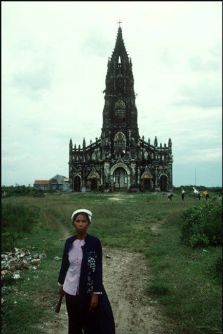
[33,180,49,190]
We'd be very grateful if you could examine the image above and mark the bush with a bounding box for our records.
[2,203,39,251]
[181,199,222,247]
[33,189,45,197]
[214,256,222,281]
[1,185,34,197]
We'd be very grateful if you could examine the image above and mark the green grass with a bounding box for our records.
[146,210,222,334]
[1,192,222,334]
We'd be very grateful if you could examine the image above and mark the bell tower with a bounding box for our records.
[101,26,139,155]
[69,25,173,192]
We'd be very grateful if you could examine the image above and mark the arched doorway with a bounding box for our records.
[73,176,81,192]
[113,167,128,191]
[143,179,152,191]
[87,170,100,191]
[90,179,98,191]
[160,174,168,191]
[141,169,153,191]
[110,162,131,192]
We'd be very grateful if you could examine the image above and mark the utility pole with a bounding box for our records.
[195,168,197,186]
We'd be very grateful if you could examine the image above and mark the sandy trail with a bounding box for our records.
[102,248,169,334]
[45,247,172,334]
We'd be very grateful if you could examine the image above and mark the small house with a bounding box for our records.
[48,175,70,191]
[33,180,49,191]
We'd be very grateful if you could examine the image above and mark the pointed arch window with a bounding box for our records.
[115,99,126,120]
[114,132,126,155]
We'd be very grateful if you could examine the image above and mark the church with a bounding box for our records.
[69,26,173,192]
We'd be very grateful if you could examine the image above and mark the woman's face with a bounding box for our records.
[73,213,90,234]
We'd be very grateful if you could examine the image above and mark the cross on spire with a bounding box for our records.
[117,20,122,27]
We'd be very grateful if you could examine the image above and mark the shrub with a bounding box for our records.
[2,203,39,251]
[214,256,222,281]
[1,185,34,197]
[181,199,222,247]
[33,189,45,197]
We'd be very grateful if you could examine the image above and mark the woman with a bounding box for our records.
[58,208,115,334]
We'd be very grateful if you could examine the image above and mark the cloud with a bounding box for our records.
[3,40,53,100]
[174,78,222,108]
[189,56,220,72]
[12,68,52,100]
[176,148,222,164]
[81,31,113,58]
[172,44,222,109]
[2,2,222,187]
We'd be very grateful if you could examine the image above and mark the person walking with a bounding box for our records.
[58,208,115,334]
[181,188,185,201]
[203,190,209,200]
[167,193,173,200]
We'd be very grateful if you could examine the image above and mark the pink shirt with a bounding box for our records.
[63,239,85,295]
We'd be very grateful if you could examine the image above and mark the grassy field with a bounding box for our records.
[1,192,222,334]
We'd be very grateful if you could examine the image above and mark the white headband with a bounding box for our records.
[71,209,93,222]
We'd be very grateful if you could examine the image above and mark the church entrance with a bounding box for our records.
[143,179,153,191]
[113,167,128,191]
[160,175,168,191]
[73,176,81,192]
[90,179,98,191]
[141,169,153,192]
[87,170,100,191]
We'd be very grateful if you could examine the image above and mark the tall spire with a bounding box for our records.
[111,26,128,62]
[102,25,139,140]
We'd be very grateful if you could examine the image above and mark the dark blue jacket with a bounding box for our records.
[58,234,115,334]
[58,234,103,295]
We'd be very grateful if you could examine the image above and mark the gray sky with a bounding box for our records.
[2,1,222,187]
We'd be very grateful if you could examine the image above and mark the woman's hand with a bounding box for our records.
[59,286,65,297]
[89,293,99,311]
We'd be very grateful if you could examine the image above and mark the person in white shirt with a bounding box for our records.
[181,188,185,201]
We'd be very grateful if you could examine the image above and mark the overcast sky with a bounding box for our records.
[2,1,222,187]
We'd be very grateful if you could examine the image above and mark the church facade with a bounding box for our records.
[69,27,173,192]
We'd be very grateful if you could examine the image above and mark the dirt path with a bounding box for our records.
[46,247,172,334]
[102,248,170,334]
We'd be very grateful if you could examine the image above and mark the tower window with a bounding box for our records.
[114,132,126,155]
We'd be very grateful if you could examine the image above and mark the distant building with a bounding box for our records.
[48,175,70,191]
[33,175,70,191]
[69,26,173,192]
[33,180,49,191]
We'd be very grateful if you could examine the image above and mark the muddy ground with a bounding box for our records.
[44,247,173,334]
